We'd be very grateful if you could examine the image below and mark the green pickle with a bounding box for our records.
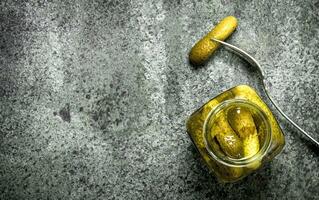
[212,113,242,158]
[186,85,285,182]
[227,108,260,160]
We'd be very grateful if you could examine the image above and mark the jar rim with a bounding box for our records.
[203,99,272,167]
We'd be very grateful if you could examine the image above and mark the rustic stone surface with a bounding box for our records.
[0,0,318,199]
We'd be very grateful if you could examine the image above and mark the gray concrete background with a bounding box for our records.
[0,0,318,199]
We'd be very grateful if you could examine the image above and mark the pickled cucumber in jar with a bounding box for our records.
[186,85,285,183]
[203,99,272,179]
[227,107,260,159]
[205,101,267,161]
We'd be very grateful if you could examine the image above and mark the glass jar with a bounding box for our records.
[186,85,285,183]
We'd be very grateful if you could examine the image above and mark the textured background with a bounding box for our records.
[1,0,318,199]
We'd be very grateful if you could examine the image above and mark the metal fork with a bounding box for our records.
[211,38,319,147]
